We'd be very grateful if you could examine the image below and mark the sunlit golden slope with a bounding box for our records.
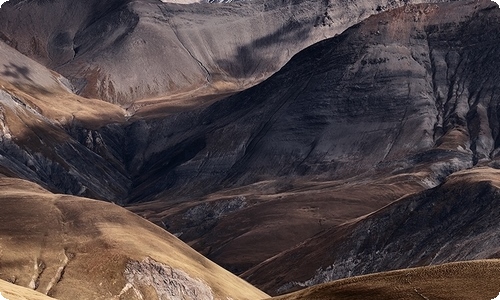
[0,177,268,300]
[271,260,500,300]
[0,279,56,300]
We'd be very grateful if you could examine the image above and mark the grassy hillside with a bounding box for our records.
[0,177,268,300]
[271,260,500,300]
[0,279,56,300]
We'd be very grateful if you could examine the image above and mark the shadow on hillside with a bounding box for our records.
[2,63,32,81]
[216,18,313,79]
[1,62,55,96]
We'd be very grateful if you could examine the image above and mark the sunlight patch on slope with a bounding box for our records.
[0,279,56,300]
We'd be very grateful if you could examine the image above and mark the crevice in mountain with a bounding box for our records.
[170,26,212,83]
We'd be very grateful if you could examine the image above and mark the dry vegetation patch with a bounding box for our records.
[271,260,500,300]
[0,279,56,300]
[0,177,268,300]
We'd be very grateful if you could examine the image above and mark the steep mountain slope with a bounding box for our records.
[123,0,500,202]
[124,0,498,201]
[130,0,500,275]
[0,177,268,300]
[0,0,448,108]
[0,40,131,202]
[245,167,500,295]
[129,174,426,274]
[270,260,500,300]
[0,0,467,203]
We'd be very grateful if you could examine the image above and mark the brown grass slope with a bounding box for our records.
[0,279,56,300]
[244,167,500,295]
[0,177,268,300]
[271,260,500,300]
[129,173,426,274]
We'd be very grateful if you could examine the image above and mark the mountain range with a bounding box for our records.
[1,0,500,299]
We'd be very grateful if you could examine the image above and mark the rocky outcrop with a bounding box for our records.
[182,196,247,229]
[124,258,214,300]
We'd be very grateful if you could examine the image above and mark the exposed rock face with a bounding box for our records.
[245,168,500,295]
[182,196,247,229]
[0,0,449,105]
[125,258,214,300]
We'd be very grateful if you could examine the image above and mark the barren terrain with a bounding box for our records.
[245,167,500,294]
[0,0,500,299]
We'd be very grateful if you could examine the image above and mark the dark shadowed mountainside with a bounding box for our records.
[131,0,500,276]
